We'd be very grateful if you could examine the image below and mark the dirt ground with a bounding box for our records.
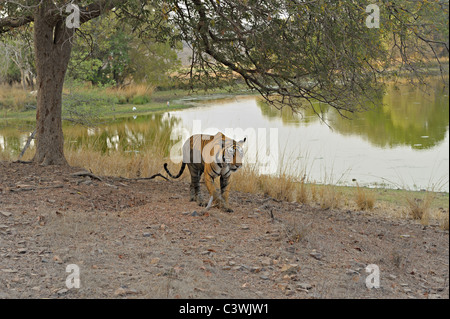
[0,161,448,299]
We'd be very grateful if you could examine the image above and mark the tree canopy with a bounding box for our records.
[0,0,448,165]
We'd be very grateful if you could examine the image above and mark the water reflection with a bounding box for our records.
[0,121,35,156]
[65,113,181,156]
[0,113,181,157]
[257,79,449,150]
[330,81,449,150]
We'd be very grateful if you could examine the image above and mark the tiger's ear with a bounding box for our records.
[239,138,247,144]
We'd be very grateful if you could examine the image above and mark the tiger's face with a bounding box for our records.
[223,138,246,172]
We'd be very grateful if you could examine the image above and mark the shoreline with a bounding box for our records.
[0,89,448,208]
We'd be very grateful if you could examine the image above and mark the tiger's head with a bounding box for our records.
[223,138,247,172]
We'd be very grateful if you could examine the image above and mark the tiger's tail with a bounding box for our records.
[164,162,187,179]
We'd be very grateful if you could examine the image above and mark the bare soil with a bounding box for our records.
[0,161,448,299]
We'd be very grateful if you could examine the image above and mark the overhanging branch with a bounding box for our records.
[0,15,34,34]
[0,0,124,34]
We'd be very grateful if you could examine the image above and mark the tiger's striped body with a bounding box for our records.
[164,132,246,212]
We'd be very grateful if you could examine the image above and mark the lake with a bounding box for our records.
[0,79,448,191]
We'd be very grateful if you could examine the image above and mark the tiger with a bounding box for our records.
[164,132,246,213]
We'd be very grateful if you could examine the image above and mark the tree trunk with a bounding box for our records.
[20,68,27,91]
[33,2,74,166]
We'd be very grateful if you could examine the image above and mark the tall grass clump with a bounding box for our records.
[440,212,449,231]
[405,192,435,223]
[258,173,298,202]
[107,84,155,105]
[355,183,375,210]
[231,164,261,194]
[318,185,342,210]
[296,176,309,204]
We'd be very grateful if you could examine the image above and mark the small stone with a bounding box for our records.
[297,283,313,290]
[114,288,127,296]
[191,211,200,217]
[285,290,295,296]
[280,264,300,275]
[310,250,323,260]
[250,267,262,273]
[388,274,397,280]
[53,255,63,264]
[150,258,160,265]
[10,275,21,283]
[232,265,245,271]
[240,225,250,230]
[403,288,413,293]
[286,246,296,254]
[143,233,152,238]
[261,257,272,266]
[17,248,27,254]
[0,211,12,217]
[57,289,68,295]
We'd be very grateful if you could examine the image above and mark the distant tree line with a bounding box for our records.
[0,12,181,89]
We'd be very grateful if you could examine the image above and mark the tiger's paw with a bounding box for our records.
[219,201,233,213]
[197,200,208,207]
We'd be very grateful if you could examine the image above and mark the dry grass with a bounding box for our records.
[296,177,309,204]
[355,184,375,211]
[405,192,435,222]
[1,132,447,228]
[318,185,342,210]
[232,161,302,203]
[440,212,449,231]
[0,84,36,110]
[106,84,155,104]
[258,174,298,202]
[65,149,166,178]
[231,165,261,194]
[0,150,12,161]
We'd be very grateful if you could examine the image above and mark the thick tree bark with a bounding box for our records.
[32,2,74,166]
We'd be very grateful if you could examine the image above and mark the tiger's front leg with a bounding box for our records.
[204,173,220,205]
[188,164,206,206]
[220,175,233,213]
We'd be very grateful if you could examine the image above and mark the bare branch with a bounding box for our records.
[0,15,34,34]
